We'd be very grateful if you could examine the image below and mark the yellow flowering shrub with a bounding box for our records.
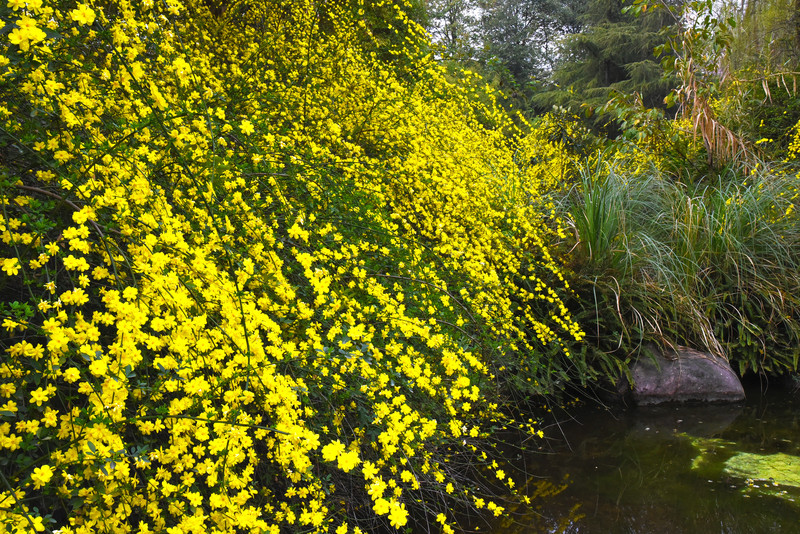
[0,0,581,532]
[786,118,800,162]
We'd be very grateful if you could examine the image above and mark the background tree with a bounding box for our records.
[533,0,679,133]
[478,0,584,76]
[425,0,477,59]
[424,0,586,114]
[476,0,586,110]
[724,0,800,69]
[715,0,800,153]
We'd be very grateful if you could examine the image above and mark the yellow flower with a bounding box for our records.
[30,465,53,489]
[321,440,345,462]
[70,3,96,25]
[337,449,359,472]
[368,478,386,498]
[7,17,47,51]
[2,318,22,332]
[62,367,80,383]
[42,408,58,427]
[1,258,20,276]
[361,460,378,479]
[372,497,389,515]
[63,254,90,271]
[61,288,88,306]
[30,516,45,532]
[388,501,408,528]
[89,358,107,377]
[240,119,255,135]
[29,387,49,406]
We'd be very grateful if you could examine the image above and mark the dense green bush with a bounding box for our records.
[559,155,800,377]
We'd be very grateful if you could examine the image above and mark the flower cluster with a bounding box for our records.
[0,0,581,532]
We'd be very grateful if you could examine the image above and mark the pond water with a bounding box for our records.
[491,380,800,534]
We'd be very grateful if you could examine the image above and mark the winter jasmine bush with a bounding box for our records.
[0,0,582,532]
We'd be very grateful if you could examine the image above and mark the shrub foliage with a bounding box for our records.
[0,0,582,532]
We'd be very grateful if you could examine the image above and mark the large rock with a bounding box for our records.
[631,345,745,405]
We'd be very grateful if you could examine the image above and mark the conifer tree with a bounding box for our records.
[535,0,678,130]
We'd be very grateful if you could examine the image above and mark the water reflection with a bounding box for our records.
[495,383,800,534]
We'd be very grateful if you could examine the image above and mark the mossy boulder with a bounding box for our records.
[631,345,745,405]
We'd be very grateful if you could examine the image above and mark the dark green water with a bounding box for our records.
[493,382,800,533]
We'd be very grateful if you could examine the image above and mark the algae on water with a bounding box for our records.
[724,452,800,488]
[681,434,735,473]
[685,435,800,504]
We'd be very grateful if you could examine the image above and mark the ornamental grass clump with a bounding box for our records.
[563,151,800,377]
[0,0,582,532]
